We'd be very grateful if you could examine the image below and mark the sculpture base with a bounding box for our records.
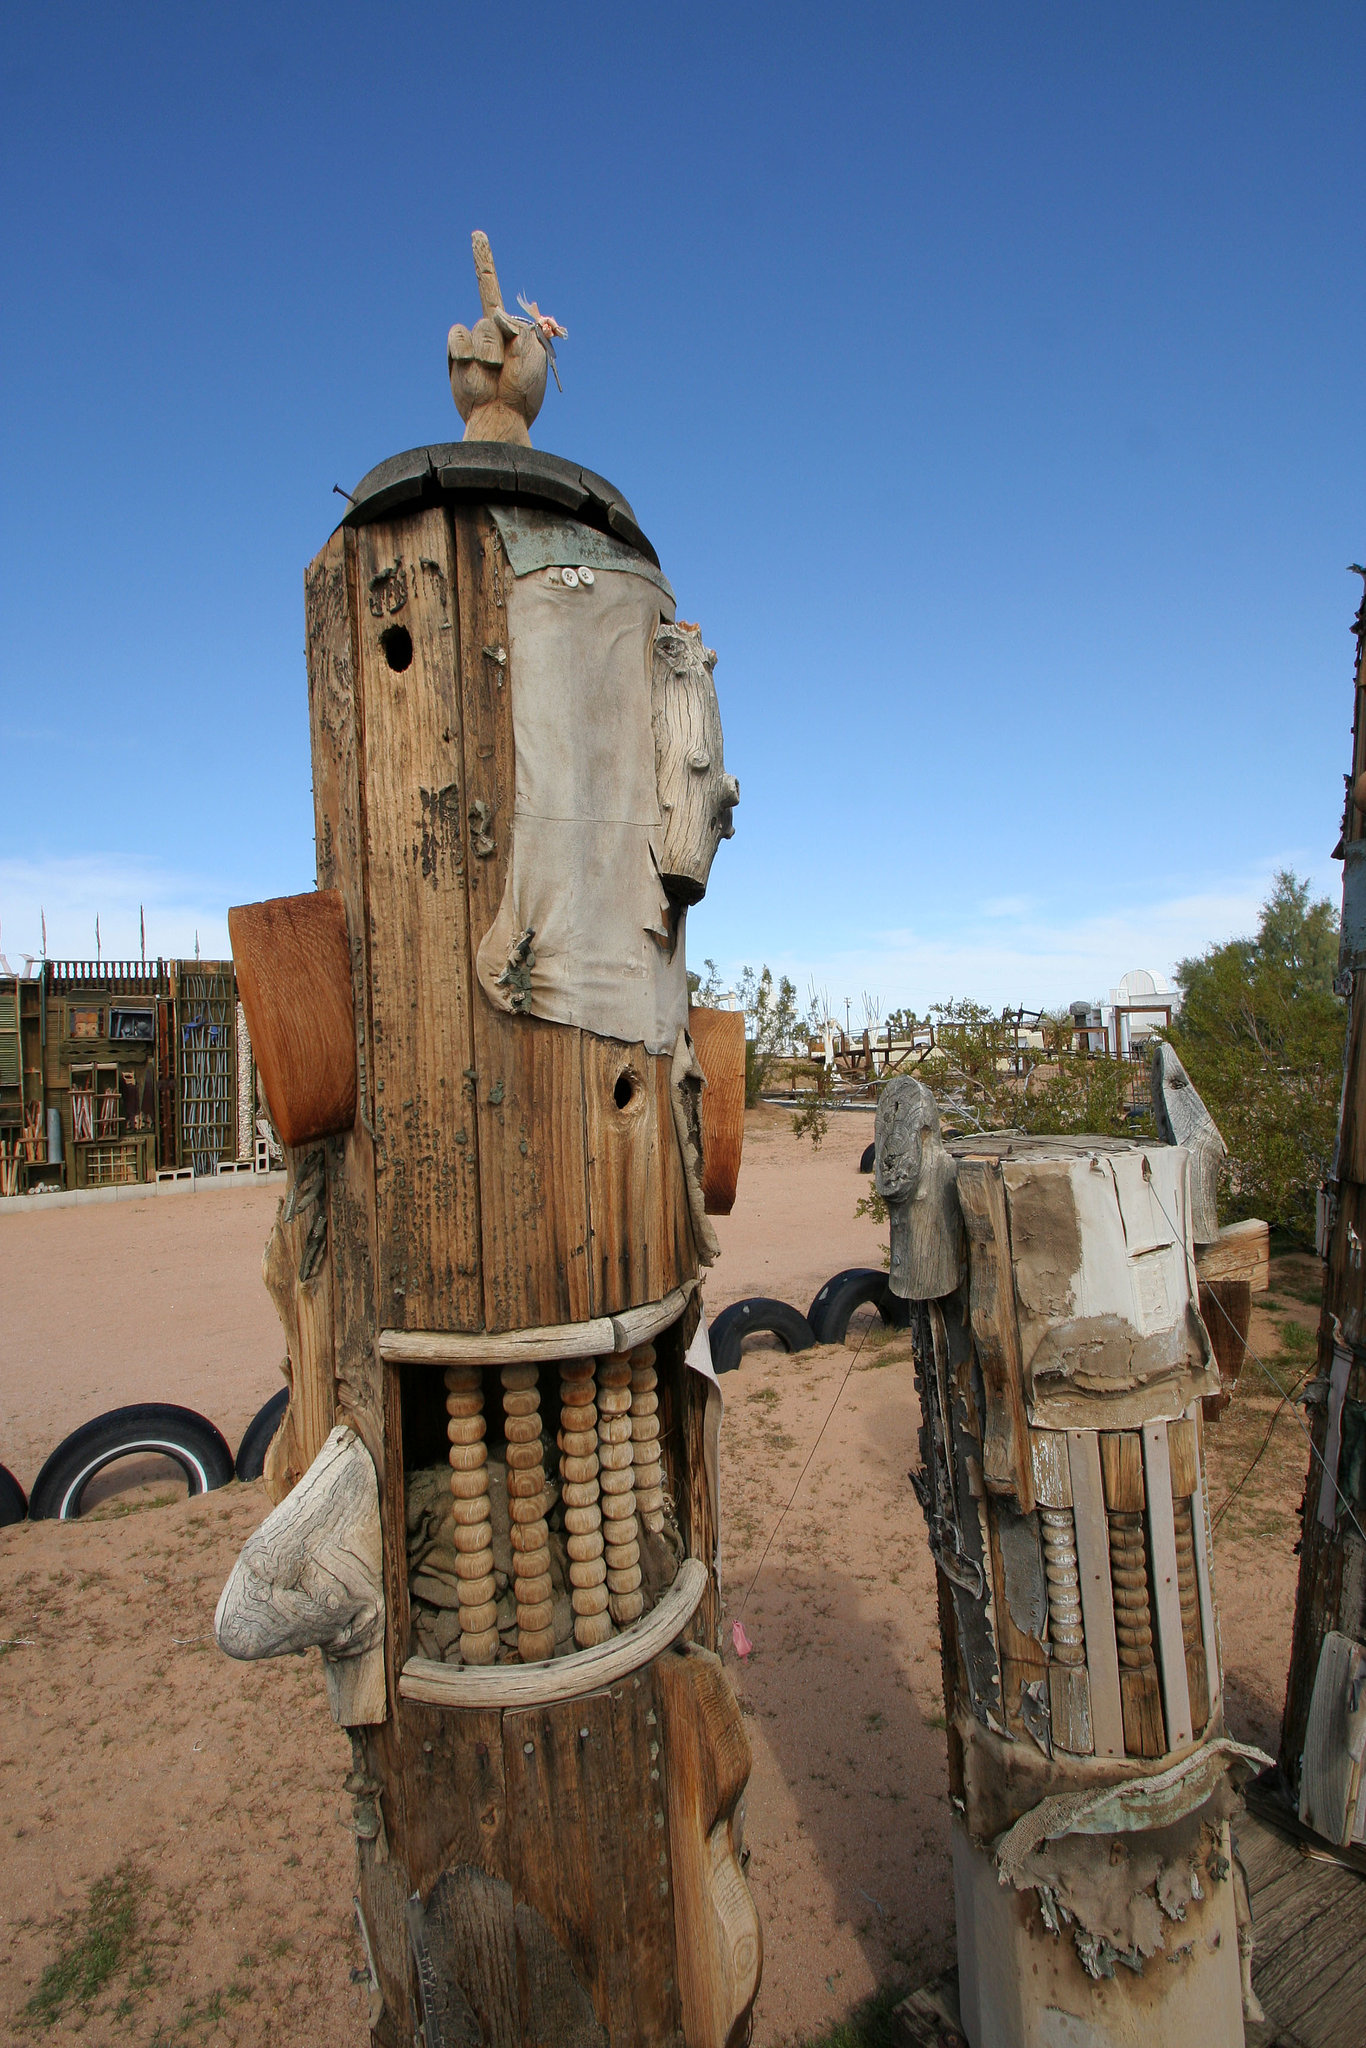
[951,1819,1244,2048]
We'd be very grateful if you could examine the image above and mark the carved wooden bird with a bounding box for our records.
[447,232,566,446]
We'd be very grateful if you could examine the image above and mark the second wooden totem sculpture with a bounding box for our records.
[215,235,758,2048]
[876,1079,1269,2047]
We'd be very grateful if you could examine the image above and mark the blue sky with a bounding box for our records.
[2,3,1361,1014]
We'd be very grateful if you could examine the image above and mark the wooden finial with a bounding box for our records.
[447,230,566,446]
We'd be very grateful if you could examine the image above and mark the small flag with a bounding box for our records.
[95,914,101,962]
[731,1619,753,1659]
[140,905,146,964]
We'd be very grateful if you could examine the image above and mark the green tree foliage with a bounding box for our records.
[1168,870,1344,1238]
[737,964,800,1106]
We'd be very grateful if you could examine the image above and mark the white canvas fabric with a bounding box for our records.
[475,556,689,1054]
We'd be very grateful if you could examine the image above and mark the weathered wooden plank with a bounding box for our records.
[655,1644,761,2048]
[260,1146,336,1490]
[452,506,593,1332]
[1029,1428,1072,1508]
[1068,1431,1125,1760]
[610,1669,686,2046]
[985,1499,1048,1740]
[1168,1416,1199,1498]
[582,1037,689,1315]
[1190,1426,1224,1728]
[1195,1217,1269,1292]
[400,1701,508,1896]
[953,1160,1035,1511]
[1142,1423,1194,1749]
[302,528,388,1685]
[653,1054,701,1296]
[354,508,483,1332]
[1198,1278,1251,1418]
[503,1689,634,2041]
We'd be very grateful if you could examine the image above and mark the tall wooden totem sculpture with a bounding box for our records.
[875,1080,1269,2047]
[215,234,759,2048]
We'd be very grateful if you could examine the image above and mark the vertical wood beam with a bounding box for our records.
[353,509,483,1333]
[1142,1421,1194,1750]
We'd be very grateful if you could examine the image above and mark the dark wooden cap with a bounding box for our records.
[342,442,658,566]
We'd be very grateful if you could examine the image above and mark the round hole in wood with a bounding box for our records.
[613,1070,637,1110]
[380,624,413,672]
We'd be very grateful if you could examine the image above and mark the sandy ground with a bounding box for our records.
[0,1107,1317,2044]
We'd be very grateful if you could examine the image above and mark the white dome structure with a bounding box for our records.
[1105,969,1177,1056]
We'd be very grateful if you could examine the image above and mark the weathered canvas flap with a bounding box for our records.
[1004,1147,1218,1428]
[475,550,689,1053]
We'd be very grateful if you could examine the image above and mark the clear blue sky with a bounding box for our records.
[2,2,1361,1015]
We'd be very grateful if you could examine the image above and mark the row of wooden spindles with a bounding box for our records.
[442,1345,665,1664]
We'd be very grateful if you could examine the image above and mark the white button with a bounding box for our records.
[577,566,595,587]
[561,567,580,588]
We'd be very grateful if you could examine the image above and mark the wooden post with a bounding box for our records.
[216,283,758,2041]
[1278,576,1366,1824]
[893,1133,1257,2045]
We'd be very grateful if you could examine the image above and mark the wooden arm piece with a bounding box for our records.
[689,1007,745,1215]
[229,889,356,1146]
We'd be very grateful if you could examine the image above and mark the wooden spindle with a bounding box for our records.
[501,1362,555,1662]
[599,1354,644,1625]
[630,1343,665,1534]
[444,1365,498,1664]
[1100,1431,1165,1758]
[560,1358,613,1648]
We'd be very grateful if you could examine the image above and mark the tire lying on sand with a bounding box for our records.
[0,1462,27,1525]
[859,1140,876,1174]
[708,1297,817,1375]
[27,1405,236,1521]
[806,1267,912,1346]
[235,1388,290,1482]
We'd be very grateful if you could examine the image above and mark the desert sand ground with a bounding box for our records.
[0,1107,1316,2045]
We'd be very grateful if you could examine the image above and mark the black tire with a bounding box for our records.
[709,1297,817,1375]
[859,1140,876,1174]
[235,1389,290,1481]
[806,1267,912,1345]
[0,1462,27,1525]
[28,1404,235,1521]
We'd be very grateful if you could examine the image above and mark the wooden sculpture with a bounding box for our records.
[216,263,758,2047]
[884,1127,1269,2046]
[447,231,566,446]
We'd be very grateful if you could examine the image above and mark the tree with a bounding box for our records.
[736,964,801,1106]
[1167,870,1344,1239]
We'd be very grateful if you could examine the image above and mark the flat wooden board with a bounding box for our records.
[954,1160,1034,1511]
[1242,1806,1366,2047]
[582,1040,693,1315]
[354,507,484,1331]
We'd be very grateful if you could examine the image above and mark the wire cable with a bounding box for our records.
[735,1309,884,1621]
[1142,1165,1366,1548]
